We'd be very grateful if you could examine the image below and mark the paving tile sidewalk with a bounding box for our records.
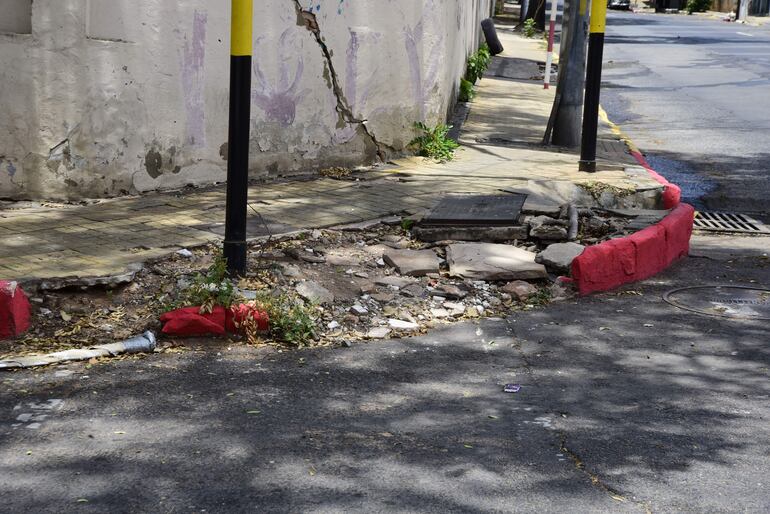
[0,32,661,282]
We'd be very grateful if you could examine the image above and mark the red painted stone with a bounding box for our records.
[660,203,695,265]
[0,281,31,339]
[571,238,636,295]
[662,184,682,210]
[571,204,695,295]
[629,224,667,282]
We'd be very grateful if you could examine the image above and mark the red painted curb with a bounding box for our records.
[571,143,695,295]
[1,281,31,339]
[572,204,694,295]
[630,149,681,209]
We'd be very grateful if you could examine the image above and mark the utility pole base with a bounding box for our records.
[224,240,247,276]
[578,160,597,173]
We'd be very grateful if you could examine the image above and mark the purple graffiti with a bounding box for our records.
[180,10,207,147]
[252,30,309,126]
[333,28,384,144]
[404,6,445,120]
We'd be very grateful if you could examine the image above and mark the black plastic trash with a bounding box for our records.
[481,18,504,55]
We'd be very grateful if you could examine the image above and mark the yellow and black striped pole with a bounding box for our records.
[224,0,253,275]
[578,0,608,172]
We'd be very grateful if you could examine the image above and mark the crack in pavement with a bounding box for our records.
[559,432,653,514]
[291,0,389,161]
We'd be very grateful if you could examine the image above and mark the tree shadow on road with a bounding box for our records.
[0,258,768,512]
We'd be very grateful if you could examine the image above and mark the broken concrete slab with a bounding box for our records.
[500,280,538,301]
[280,263,303,278]
[522,201,562,217]
[436,283,468,300]
[36,263,144,291]
[366,326,392,339]
[374,276,417,288]
[400,283,426,298]
[326,252,360,267]
[388,319,420,331]
[536,242,586,273]
[287,248,326,264]
[528,215,569,240]
[371,292,396,303]
[296,281,334,305]
[382,249,440,277]
[412,225,527,243]
[430,308,450,318]
[362,244,391,259]
[443,301,466,317]
[446,243,547,281]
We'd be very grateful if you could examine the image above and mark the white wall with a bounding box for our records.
[0,0,491,199]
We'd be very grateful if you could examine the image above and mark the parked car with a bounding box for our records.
[608,0,631,9]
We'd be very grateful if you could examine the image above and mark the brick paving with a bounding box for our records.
[0,34,660,282]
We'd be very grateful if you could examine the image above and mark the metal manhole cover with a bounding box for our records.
[693,211,770,234]
[663,285,770,320]
[422,194,527,226]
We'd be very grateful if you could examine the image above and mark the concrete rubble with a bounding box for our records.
[2,202,669,362]
[296,281,335,305]
[382,249,441,277]
[536,242,586,273]
[446,243,548,281]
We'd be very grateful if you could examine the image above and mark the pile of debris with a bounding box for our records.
[3,193,660,360]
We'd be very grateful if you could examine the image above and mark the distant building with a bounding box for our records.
[710,0,769,14]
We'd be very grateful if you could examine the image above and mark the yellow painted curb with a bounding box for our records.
[598,105,640,154]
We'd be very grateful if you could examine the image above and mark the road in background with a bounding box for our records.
[601,12,770,218]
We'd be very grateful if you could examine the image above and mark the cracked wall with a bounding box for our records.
[0,0,492,200]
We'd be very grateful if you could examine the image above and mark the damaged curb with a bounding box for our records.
[572,111,694,295]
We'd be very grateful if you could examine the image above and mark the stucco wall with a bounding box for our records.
[0,0,492,200]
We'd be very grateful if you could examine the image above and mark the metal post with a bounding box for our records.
[578,0,607,172]
[544,0,558,89]
[224,0,253,275]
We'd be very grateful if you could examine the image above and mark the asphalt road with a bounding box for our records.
[601,12,770,217]
[1,233,768,513]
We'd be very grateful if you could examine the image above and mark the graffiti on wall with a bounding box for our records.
[307,0,349,14]
[252,29,309,126]
[332,28,384,144]
[404,3,445,121]
[180,10,207,148]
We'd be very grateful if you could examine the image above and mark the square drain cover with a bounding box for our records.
[422,194,527,226]
[693,211,770,235]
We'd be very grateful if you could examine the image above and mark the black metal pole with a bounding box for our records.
[579,0,607,173]
[224,0,253,276]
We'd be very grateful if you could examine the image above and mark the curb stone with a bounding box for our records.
[572,111,694,295]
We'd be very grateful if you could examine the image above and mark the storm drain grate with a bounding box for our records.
[693,211,770,234]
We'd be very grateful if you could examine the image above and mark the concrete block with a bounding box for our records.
[446,243,547,281]
[382,249,440,277]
